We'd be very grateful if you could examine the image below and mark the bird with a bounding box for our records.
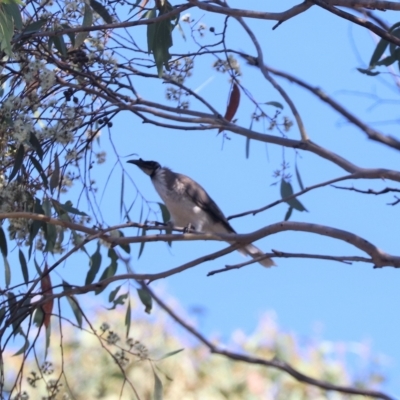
[128,159,275,267]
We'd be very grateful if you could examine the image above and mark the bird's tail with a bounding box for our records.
[238,244,276,268]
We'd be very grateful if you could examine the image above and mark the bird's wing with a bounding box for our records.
[177,173,235,233]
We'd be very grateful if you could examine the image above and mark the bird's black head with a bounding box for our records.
[127,159,161,177]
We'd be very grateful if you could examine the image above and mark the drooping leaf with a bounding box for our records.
[29,198,45,258]
[375,54,397,67]
[43,199,56,253]
[218,82,240,133]
[284,206,293,221]
[295,163,304,191]
[117,230,130,254]
[61,23,75,47]
[158,202,170,224]
[389,29,400,57]
[53,34,67,57]
[369,38,389,67]
[8,143,24,182]
[90,0,113,23]
[125,300,131,338]
[0,226,8,257]
[29,155,48,188]
[3,2,22,31]
[19,249,29,285]
[94,250,118,295]
[12,336,29,356]
[108,285,120,302]
[40,265,53,329]
[86,242,102,285]
[153,370,163,400]
[50,153,60,194]
[3,255,10,287]
[108,292,129,310]
[280,179,307,212]
[75,4,93,49]
[0,6,14,56]
[33,307,44,327]
[29,130,43,161]
[138,227,146,259]
[66,294,83,328]
[137,288,152,314]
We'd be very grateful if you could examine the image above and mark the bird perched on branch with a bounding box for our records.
[128,159,275,267]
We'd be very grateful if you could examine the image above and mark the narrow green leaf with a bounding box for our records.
[280,179,307,212]
[357,68,380,76]
[153,370,163,400]
[86,242,101,285]
[125,300,131,338]
[0,226,8,257]
[74,5,92,49]
[53,34,67,57]
[370,38,389,67]
[3,255,10,287]
[138,227,146,259]
[107,292,128,310]
[137,288,152,314]
[8,144,24,182]
[146,7,157,54]
[245,137,251,159]
[284,206,293,221]
[29,131,44,160]
[3,2,22,30]
[61,23,75,47]
[94,259,118,295]
[49,153,60,194]
[295,163,304,191]
[89,0,113,23]
[58,201,87,216]
[120,172,124,217]
[33,307,44,327]
[158,348,184,360]
[117,230,130,254]
[264,101,284,109]
[29,155,48,188]
[13,337,29,356]
[158,202,170,224]
[0,7,14,56]
[23,18,47,34]
[66,295,83,328]
[34,258,42,277]
[44,323,51,359]
[19,249,29,285]
[108,285,120,302]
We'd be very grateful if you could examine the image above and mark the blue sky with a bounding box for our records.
[93,1,400,395]
[6,1,400,397]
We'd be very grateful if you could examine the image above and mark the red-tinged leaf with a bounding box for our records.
[218,82,240,133]
[40,265,53,329]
